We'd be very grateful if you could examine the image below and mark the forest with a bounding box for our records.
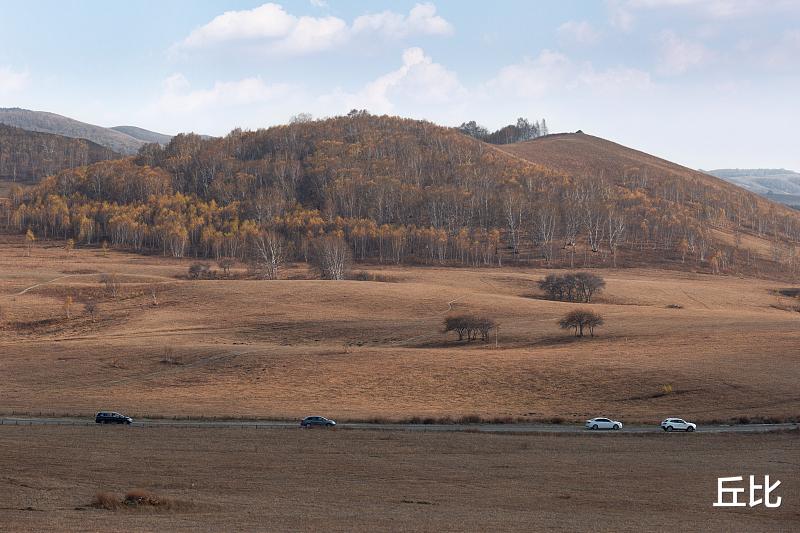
[6,113,800,274]
[0,124,118,182]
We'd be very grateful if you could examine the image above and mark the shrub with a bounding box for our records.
[92,489,179,511]
[188,262,213,279]
[92,492,122,510]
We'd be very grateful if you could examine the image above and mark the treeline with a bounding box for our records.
[457,117,548,145]
[0,124,118,182]
[6,113,800,274]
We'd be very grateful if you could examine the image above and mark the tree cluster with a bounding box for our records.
[443,314,497,341]
[457,117,548,145]
[558,309,604,337]
[538,272,606,303]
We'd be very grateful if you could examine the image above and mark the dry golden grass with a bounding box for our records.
[1,233,799,422]
[0,425,797,532]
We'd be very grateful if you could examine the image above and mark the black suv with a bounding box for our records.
[300,416,336,428]
[95,411,133,424]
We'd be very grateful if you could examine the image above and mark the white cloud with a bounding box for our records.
[607,0,635,30]
[353,3,453,38]
[557,20,601,45]
[764,29,800,69]
[486,50,652,98]
[626,0,760,17]
[322,47,464,115]
[0,66,29,94]
[657,30,714,74]
[614,0,800,20]
[181,4,298,48]
[487,50,572,98]
[176,3,347,54]
[158,73,292,113]
[175,2,453,55]
[276,15,349,54]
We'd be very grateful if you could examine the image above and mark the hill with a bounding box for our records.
[6,114,800,276]
[499,131,735,191]
[708,168,800,208]
[110,125,172,146]
[0,108,146,155]
[0,124,119,183]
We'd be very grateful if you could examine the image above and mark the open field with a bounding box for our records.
[1,233,800,422]
[0,425,797,532]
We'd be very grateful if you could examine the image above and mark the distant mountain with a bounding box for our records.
[707,168,800,208]
[0,108,150,155]
[0,124,119,182]
[111,125,172,146]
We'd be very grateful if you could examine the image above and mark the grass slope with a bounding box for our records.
[1,235,798,422]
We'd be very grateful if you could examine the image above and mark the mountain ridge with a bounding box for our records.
[0,108,169,155]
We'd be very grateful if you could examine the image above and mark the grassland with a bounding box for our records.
[1,233,799,423]
[0,425,797,532]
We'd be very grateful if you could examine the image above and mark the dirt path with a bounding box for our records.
[13,273,176,297]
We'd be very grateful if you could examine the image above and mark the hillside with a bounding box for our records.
[0,124,119,182]
[0,108,146,155]
[708,168,800,208]
[7,114,800,276]
[110,125,172,146]
[499,131,739,192]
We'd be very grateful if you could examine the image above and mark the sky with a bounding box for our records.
[1,0,799,170]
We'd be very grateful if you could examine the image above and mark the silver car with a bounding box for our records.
[661,418,696,432]
[585,417,622,430]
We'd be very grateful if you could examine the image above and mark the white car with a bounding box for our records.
[661,418,696,432]
[585,417,623,430]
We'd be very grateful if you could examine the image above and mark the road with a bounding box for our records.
[0,417,796,434]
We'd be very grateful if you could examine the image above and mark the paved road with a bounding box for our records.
[0,417,796,434]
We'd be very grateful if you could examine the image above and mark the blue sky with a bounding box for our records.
[1,0,800,170]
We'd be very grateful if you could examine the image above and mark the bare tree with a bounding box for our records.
[502,191,525,259]
[311,235,352,280]
[606,209,625,267]
[534,205,557,263]
[63,294,73,319]
[100,273,120,299]
[251,231,286,280]
[25,228,35,256]
[218,258,235,277]
[84,300,98,322]
[558,309,604,337]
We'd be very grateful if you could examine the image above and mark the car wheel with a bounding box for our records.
[666,426,673,432]
[687,426,695,432]
[591,424,598,430]
[612,424,620,430]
